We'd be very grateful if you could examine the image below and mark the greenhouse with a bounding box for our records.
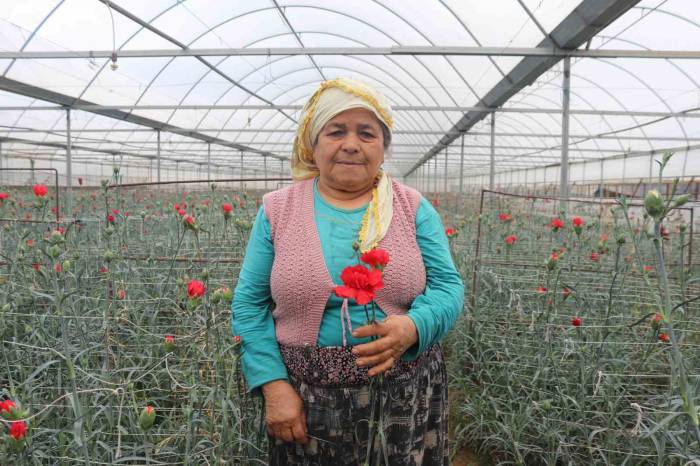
[0,0,698,464]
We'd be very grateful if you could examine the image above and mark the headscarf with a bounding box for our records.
[291,78,393,252]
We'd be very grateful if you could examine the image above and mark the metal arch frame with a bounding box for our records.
[164,31,449,156]
[2,0,698,180]
[405,0,642,177]
[73,6,466,163]
[271,0,327,81]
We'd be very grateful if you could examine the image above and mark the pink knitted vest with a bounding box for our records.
[263,178,426,346]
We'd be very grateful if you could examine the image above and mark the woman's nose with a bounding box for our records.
[340,132,360,153]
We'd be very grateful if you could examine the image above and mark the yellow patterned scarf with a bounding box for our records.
[291,77,394,252]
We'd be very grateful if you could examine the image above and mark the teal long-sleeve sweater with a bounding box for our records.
[231,179,464,391]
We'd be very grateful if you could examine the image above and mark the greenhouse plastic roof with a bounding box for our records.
[0,0,698,179]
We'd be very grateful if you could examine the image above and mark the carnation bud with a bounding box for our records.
[672,193,691,208]
[48,244,61,259]
[201,268,209,281]
[104,225,115,236]
[644,190,665,219]
[62,260,71,271]
[139,406,156,431]
[616,234,626,245]
[210,289,221,304]
[50,230,65,244]
[164,335,175,352]
[103,249,115,262]
[222,287,233,303]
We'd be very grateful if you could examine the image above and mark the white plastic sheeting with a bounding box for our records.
[0,0,698,187]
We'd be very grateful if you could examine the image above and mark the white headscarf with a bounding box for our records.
[291,78,394,252]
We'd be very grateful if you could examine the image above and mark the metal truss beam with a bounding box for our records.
[0,46,696,60]
[3,104,698,119]
[0,76,286,162]
[4,127,698,142]
[405,0,642,177]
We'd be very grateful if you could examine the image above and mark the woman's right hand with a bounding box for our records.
[262,380,309,444]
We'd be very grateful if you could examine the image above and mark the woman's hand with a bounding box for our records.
[262,380,308,444]
[351,315,418,376]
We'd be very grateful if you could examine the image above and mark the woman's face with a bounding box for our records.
[312,107,385,193]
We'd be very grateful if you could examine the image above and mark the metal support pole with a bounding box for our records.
[443,148,448,193]
[240,150,244,189]
[599,158,604,200]
[560,56,571,202]
[489,113,495,190]
[459,135,465,195]
[156,130,161,191]
[0,141,3,186]
[433,156,438,194]
[207,143,211,183]
[65,108,73,216]
[263,155,268,190]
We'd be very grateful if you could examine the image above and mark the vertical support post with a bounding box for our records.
[156,129,161,190]
[176,161,180,194]
[459,134,465,195]
[560,56,571,203]
[66,108,73,216]
[489,112,495,190]
[263,156,268,190]
[240,150,244,189]
[599,158,604,200]
[433,155,438,194]
[443,148,448,193]
[0,141,3,186]
[207,143,211,183]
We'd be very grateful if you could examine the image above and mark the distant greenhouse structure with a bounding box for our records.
[0,0,697,210]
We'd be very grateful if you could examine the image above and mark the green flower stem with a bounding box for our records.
[652,221,700,441]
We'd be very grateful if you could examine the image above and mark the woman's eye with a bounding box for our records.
[328,130,343,136]
[361,132,375,138]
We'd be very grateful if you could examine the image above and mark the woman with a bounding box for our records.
[232,77,464,465]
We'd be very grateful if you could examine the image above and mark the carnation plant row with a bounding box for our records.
[0,166,698,465]
[446,182,700,465]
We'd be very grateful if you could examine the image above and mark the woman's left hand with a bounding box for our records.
[351,315,418,376]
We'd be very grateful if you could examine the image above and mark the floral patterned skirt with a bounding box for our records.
[269,344,448,466]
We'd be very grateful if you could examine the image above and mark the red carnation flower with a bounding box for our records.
[536,286,547,294]
[549,218,564,231]
[0,192,8,201]
[445,228,456,237]
[26,239,34,247]
[177,209,186,217]
[99,266,108,274]
[106,214,115,223]
[8,421,27,440]
[333,264,384,305]
[572,217,583,227]
[165,335,174,344]
[0,399,16,414]
[658,332,670,343]
[184,216,195,226]
[505,235,517,245]
[590,251,599,262]
[498,213,512,222]
[644,265,654,273]
[187,279,206,298]
[222,203,233,214]
[116,289,126,300]
[32,263,41,272]
[173,203,180,211]
[111,209,120,215]
[571,316,582,327]
[360,248,390,270]
[77,177,83,186]
[33,184,48,197]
